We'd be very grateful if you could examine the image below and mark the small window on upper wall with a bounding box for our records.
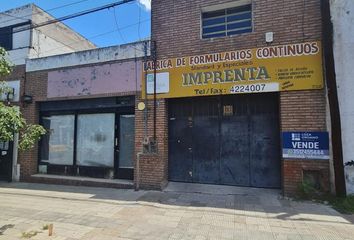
[0,26,13,50]
[202,3,252,39]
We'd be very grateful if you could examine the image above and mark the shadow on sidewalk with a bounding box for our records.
[0,181,353,225]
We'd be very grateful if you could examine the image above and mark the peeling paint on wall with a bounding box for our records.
[47,60,142,98]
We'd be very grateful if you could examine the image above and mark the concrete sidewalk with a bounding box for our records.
[0,182,353,240]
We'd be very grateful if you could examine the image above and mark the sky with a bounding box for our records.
[0,0,151,47]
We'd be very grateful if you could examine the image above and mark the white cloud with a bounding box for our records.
[138,0,151,11]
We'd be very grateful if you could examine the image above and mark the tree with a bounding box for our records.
[0,47,46,150]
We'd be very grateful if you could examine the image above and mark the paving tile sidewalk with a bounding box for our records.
[0,182,353,240]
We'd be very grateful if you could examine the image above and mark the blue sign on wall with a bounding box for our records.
[282,132,329,160]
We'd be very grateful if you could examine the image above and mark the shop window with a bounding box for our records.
[40,115,75,165]
[76,114,115,168]
[202,3,252,39]
[38,97,135,179]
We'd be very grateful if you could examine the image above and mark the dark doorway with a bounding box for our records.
[115,114,135,180]
[0,141,13,182]
[168,93,281,188]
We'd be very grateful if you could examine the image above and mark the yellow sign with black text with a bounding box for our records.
[142,41,324,99]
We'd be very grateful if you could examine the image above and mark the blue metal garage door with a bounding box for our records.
[168,93,281,188]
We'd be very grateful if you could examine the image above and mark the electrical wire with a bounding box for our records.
[112,8,127,43]
[0,0,92,25]
[111,7,149,53]
[113,7,149,52]
[0,12,30,22]
[0,0,136,36]
[138,2,142,40]
[9,18,150,63]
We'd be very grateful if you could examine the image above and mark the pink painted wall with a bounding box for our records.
[47,60,142,98]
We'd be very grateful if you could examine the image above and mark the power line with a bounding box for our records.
[0,12,29,22]
[35,18,150,54]
[0,0,136,36]
[112,8,127,43]
[0,0,92,25]
[10,18,151,63]
[39,0,92,13]
[138,2,142,40]
[110,7,151,53]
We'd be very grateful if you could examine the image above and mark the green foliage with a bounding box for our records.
[0,47,46,150]
[42,224,49,230]
[21,231,40,239]
[0,48,13,77]
[298,179,319,199]
[330,195,354,214]
[298,180,354,214]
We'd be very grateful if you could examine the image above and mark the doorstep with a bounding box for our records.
[27,174,134,189]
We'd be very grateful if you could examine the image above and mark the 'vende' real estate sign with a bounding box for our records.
[282,132,329,160]
[142,41,324,99]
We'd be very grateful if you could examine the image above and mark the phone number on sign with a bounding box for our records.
[230,83,279,94]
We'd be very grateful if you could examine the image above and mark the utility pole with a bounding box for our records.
[321,0,347,196]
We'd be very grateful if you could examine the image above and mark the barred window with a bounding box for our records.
[202,4,252,39]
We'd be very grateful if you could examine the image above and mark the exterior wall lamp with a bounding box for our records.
[22,94,33,104]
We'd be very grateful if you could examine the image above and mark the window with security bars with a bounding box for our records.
[202,4,252,39]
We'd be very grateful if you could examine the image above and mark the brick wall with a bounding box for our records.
[281,90,329,195]
[146,0,329,195]
[134,96,168,190]
[19,70,45,180]
[152,0,322,58]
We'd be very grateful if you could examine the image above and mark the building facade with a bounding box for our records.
[19,42,147,187]
[2,0,335,196]
[0,4,96,182]
[0,4,96,65]
[136,0,331,196]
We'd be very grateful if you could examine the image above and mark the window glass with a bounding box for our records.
[228,20,252,31]
[203,25,226,34]
[202,9,225,18]
[227,5,251,14]
[12,25,30,49]
[40,115,75,165]
[76,113,115,167]
[119,115,135,168]
[227,12,252,22]
[202,17,225,27]
[202,4,252,39]
[0,26,12,50]
[0,142,9,150]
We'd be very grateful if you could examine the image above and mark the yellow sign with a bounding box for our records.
[142,41,324,99]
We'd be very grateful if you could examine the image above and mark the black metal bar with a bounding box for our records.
[321,0,346,196]
[143,41,148,139]
[73,113,78,170]
[153,41,157,142]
